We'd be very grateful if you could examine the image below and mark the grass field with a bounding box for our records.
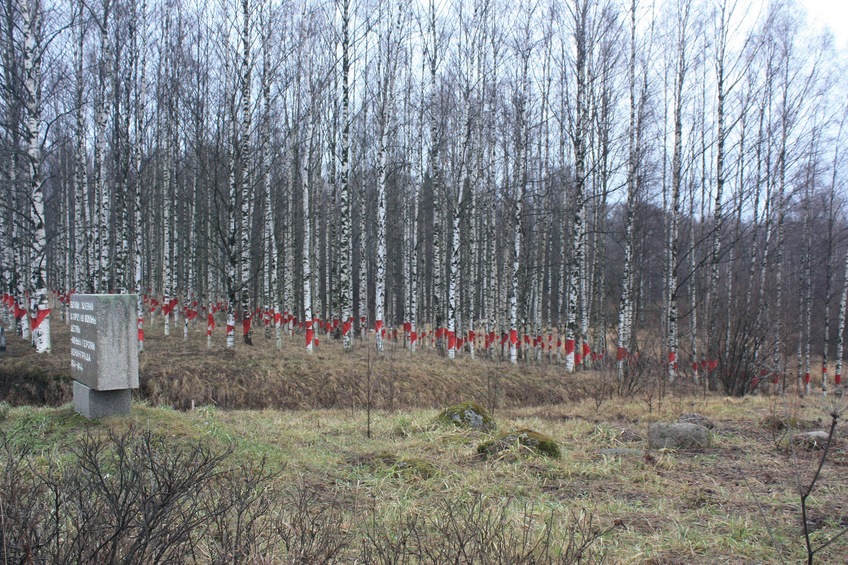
[1,320,847,563]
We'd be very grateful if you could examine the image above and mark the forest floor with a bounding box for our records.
[2,320,848,563]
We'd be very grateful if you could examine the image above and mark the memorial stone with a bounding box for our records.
[70,294,138,418]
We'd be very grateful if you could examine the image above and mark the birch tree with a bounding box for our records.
[374,1,403,354]
[338,0,353,351]
[665,0,692,382]
[22,0,48,352]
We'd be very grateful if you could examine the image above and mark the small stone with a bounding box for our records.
[793,431,831,450]
[677,413,715,429]
[648,422,711,450]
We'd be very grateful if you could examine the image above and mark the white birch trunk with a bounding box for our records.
[73,7,88,294]
[666,3,690,382]
[22,0,48,353]
[448,202,459,360]
[303,114,314,354]
[225,61,238,350]
[95,1,112,293]
[239,0,253,346]
[617,0,639,381]
[836,244,848,393]
[162,116,172,336]
[134,0,147,351]
[337,0,353,351]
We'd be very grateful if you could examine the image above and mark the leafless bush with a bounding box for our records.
[714,316,768,397]
[1,431,613,564]
[361,494,614,564]
[273,482,352,563]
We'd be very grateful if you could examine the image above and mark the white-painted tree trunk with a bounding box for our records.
[239,0,253,346]
[95,1,112,293]
[23,0,49,353]
[303,113,315,354]
[339,0,353,352]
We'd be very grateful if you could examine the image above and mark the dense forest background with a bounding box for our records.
[2,0,847,394]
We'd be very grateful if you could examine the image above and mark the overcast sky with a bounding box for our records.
[801,0,848,51]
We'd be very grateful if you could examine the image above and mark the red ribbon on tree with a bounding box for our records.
[410,331,417,344]
[226,324,235,335]
[242,316,252,336]
[14,303,26,320]
[138,317,144,342]
[375,320,383,332]
[565,339,575,355]
[162,298,178,316]
[509,329,518,346]
[436,327,444,339]
[617,347,627,361]
[30,308,50,330]
[447,330,456,351]
[804,372,811,385]
[403,322,411,333]
[836,373,842,385]
[342,318,352,336]
[582,342,591,358]
[207,313,215,336]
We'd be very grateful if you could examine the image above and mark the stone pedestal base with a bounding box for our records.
[73,380,132,419]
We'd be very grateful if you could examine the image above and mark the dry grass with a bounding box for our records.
[2,318,597,409]
[3,318,848,562]
[3,392,848,563]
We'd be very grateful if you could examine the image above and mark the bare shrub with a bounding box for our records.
[361,494,614,564]
[1,430,612,564]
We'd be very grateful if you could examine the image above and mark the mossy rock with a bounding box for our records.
[356,451,439,480]
[389,458,439,480]
[477,429,561,459]
[435,401,496,432]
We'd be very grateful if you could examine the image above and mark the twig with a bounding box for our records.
[739,468,786,565]
[802,412,839,564]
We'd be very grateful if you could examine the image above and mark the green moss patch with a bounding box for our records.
[435,401,496,432]
[354,451,439,480]
[477,429,561,459]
